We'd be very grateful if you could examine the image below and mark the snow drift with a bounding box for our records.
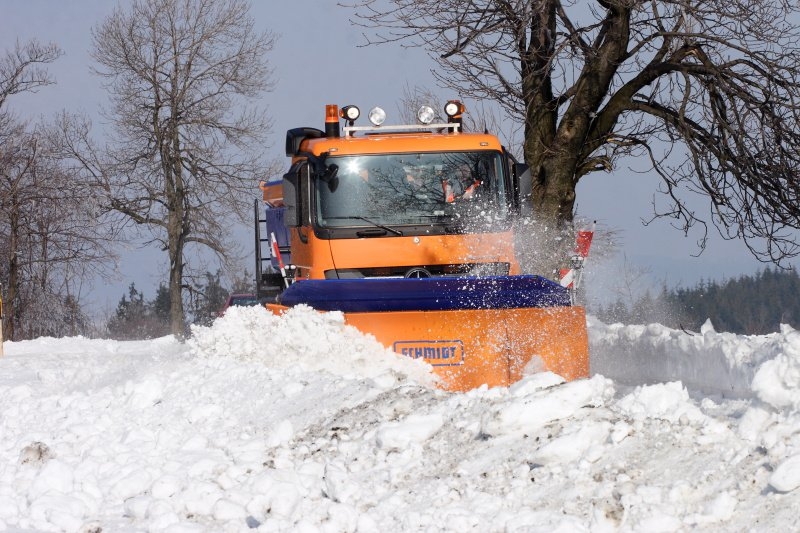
[1,305,800,532]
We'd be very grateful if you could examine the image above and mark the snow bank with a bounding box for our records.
[2,312,800,531]
[589,316,781,398]
[735,325,800,495]
[189,304,435,387]
[591,316,800,502]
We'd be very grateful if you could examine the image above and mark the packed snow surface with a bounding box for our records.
[2,305,800,532]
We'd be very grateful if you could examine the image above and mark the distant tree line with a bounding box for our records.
[594,268,800,335]
[0,268,252,341]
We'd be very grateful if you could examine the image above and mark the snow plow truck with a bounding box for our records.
[255,101,589,391]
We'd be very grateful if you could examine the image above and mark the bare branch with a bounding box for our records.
[0,39,63,111]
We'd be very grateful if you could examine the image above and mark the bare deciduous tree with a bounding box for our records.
[1,39,111,339]
[348,0,800,266]
[64,0,278,337]
[1,119,115,340]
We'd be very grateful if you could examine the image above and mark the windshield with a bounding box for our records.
[315,151,507,229]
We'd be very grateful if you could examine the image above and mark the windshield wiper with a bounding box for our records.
[326,216,404,236]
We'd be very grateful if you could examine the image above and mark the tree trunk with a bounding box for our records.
[166,141,186,338]
[166,75,189,339]
[523,144,580,277]
[168,231,185,338]
[7,201,18,341]
[530,153,578,225]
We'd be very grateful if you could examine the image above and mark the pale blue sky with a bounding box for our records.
[2,1,774,313]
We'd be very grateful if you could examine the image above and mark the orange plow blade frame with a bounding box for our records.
[268,304,589,392]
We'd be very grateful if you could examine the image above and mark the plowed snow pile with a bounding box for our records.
[2,305,800,532]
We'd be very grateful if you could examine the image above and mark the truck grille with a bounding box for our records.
[325,262,510,279]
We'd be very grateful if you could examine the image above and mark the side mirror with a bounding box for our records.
[283,169,299,227]
[513,162,532,217]
[514,163,532,198]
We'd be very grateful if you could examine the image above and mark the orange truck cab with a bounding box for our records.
[256,101,589,391]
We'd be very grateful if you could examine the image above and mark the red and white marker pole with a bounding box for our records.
[270,232,291,288]
[559,222,595,292]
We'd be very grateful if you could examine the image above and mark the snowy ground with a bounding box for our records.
[2,305,800,532]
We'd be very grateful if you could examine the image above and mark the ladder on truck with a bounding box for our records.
[253,199,286,301]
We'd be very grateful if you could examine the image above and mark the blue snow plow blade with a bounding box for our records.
[277,275,571,313]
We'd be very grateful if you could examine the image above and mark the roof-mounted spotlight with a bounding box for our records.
[417,105,436,125]
[444,100,465,120]
[368,106,386,126]
[444,100,464,132]
[340,105,360,126]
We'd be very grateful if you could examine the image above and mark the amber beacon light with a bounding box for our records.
[325,104,340,137]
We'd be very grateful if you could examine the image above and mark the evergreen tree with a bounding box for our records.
[62,295,90,337]
[606,268,800,334]
[107,283,147,339]
[152,283,170,324]
[106,283,171,340]
[191,271,229,327]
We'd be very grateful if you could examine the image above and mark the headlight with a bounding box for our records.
[368,106,386,126]
[417,105,435,124]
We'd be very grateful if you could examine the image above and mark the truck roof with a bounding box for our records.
[297,130,504,159]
